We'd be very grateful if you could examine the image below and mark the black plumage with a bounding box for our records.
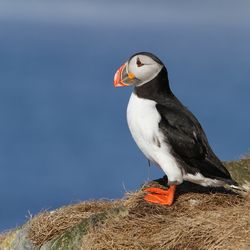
[134,56,237,185]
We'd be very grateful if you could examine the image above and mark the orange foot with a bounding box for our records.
[143,185,176,205]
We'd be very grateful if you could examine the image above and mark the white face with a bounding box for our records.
[127,54,163,86]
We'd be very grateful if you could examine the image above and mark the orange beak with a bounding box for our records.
[113,63,128,87]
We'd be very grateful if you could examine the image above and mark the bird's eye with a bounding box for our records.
[136,57,144,67]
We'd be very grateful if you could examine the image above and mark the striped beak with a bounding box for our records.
[114,63,138,87]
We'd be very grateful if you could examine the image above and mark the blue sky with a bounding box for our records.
[0,0,249,231]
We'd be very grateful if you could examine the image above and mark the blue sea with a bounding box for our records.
[0,0,249,231]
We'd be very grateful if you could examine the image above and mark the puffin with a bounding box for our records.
[113,52,238,205]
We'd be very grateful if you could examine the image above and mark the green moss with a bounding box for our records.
[41,206,128,250]
[225,159,250,185]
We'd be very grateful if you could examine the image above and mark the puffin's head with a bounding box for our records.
[114,52,165,87]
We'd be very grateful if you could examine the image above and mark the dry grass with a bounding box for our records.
[0,232,9,244]
[27,200,120,246]
[0,233,6,243]
[82,186,250,250]
[24,180,250,250]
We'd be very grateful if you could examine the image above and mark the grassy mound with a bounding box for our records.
[82,186,249,250]
[17,185,250,249]
[0,159,250,250]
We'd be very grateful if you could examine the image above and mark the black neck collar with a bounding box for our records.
[134,67,173,101]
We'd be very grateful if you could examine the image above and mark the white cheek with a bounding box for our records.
[134,64,159,81]
[128,63,163,83]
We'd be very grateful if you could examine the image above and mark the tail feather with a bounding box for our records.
[225,183,248,192]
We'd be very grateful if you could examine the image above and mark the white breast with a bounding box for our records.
[126,92,183,184]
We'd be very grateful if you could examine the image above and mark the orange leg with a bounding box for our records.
[144,185,176,205]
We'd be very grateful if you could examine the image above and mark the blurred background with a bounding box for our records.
[0,0,249,231]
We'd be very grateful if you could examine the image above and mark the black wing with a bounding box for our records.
[156,97,233,181]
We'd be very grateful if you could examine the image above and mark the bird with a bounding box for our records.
[113,52,238,206]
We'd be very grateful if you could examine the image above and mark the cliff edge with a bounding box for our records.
[1,159,250,250]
